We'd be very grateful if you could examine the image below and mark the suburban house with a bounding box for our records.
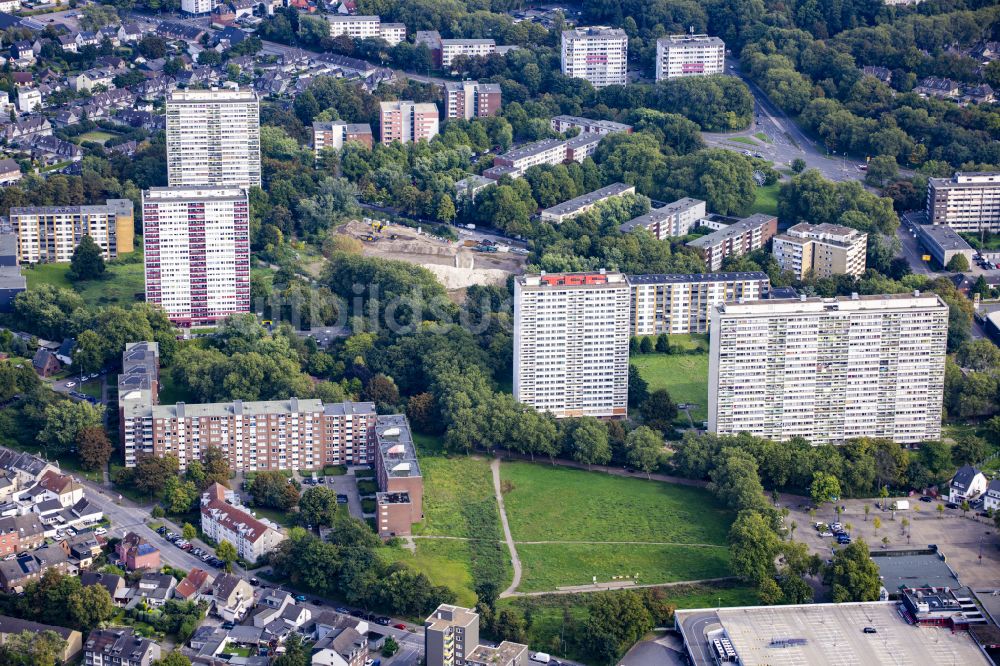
[175,567,214,601]
[0,514,45,556]
[31,348,60,377]
[116,532,161,571]
[312,626,368,666]
[0,615,83,662]
[949,465,988,504]
[200,483,285,563]
[129,572,176,608]
[211,573,255,622]
[0,548,74,592]
[59,532,103,567]
[80,571,128,606]
[20,470,84,507]
[983,479,1000,512]
[0,158,21,186]
[83,627,160,666]
[252,589,311,639]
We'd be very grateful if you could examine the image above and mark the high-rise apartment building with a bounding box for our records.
[379,101,439,144]
[424,605,529,666]
[620,197,706,239]
[443,81,501,120]
[561,27,628,88]
[655,34,726,81]
[927,171,1000,232]
[312,120,373,158]
[514,272,630,419]
[772,222,868,279]
[709,293,949,444]
[142,186,250,326]
[686,213,778,270]
[628,272,770,335]
[11,200,134,263]
[166,87,261,189]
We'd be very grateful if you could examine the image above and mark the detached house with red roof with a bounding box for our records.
[200,483,285,563]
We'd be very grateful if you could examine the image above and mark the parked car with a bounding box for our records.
[350,610,364,618]
[250,578,260,586]
[336,607,350,614]
[394,623,407,630]
[820,531,834,537]
[157,527,167,535]
[946,502,959,509]
[375,616,391,626]
[94,527,107,536]
[336,495,348,504]
[919,496,933,502]
[863,627,877,634]
[295,595,307,602]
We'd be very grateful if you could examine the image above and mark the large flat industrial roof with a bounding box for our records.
[676,602,989,666]
[872,549,961,593]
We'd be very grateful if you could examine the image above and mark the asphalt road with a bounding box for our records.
[678,611,722,666]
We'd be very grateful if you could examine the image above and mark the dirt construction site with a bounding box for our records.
[341,219,526,290]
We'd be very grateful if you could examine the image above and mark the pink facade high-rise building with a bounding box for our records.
[444,81,501,120]
[379,100,439,144]
[142,186,250,326]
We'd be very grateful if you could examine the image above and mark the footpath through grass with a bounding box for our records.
[631,352,710,422]
[500,462,734,591]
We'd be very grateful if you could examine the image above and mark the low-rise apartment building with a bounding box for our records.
[11,200,134,263]
[686,213,778,270]
[655,34,726,81]
[313,120,374,158]
[772,222,868,279]
[441,39,496,68]
[444,81,501,120]
[539,183,635,223]
[484,133,602,180]
[200,482,285,563]
[709,293,949,444]
[0,514,45,557]
[374,415,423,538]
[628,272,770,335]
[619,197,706,239]
[84,628,160,666]
[0,548,73,592]
[550,115,632,136]
[325,16,406,45]
[927,171,1000,232]
[379,101,439,144]
[561,27,628,87]
[514,271,630,419]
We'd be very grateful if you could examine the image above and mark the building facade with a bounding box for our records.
[11,200,134,264]
[655,34,726,81]
[772,222,868,279]
[444,81,501,120]
[484,133,602,180]
[200,483,285,562]
[326,15,382,39]
[379,101,439,144]
[142,186,250,325]
[166,87,261,189]
[312,121,373,158]
[628,272,770,336]
[514,272,630,419]
[927,171,1000,232]
[83,628,160,666]
[561,27,628,87]
[425,605,528,666]
[373,415,423,538]
[550,115,632,136]
[709,294,949,444]
[619,198,706,239]
[440,39,496,68]
[539,183,635,223]
[686,213,778,271]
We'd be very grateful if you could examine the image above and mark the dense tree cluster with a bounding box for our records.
[0,570,116,633]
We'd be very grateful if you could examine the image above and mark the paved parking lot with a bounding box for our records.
[781,495,1000,588]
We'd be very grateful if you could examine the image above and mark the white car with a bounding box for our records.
[94,527,107,536]
[65,382,76,388]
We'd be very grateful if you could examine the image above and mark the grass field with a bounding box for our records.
[157,373,194,404]
[728,136,757,146]
[74,130,119,145]
[412,455,496,538]
[750,183,780,216]
[500,463,731,545]
[630,352,710,422]
[385,539,479,607]
[754,132,772,143]
[514,542,731,592]
[24,261,145,309]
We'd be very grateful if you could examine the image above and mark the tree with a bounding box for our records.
[865,155,898,187]
[864,504,870,522]
[436,194,456,224]
[937,503,945,518]
[791,158,807,173]
[382,637,399,657]
[37,401,104,456]
[961,499,970,517]
[216,540,237,571]
[493,608,527,643]
[624,426,662,477]
[182,523,197,541]
[946,253,970,272]
[952,435,988,467]
[639,336,654,354]
[901,517,910,543]
[298,486,340,528]
[76,426,112,471]
[132,454,179,497]
[155,654,192,666]
[872,517,881,536]
[569,418,611,468]
[639,389,678,434]
[627,365,648,408]
[810,472,841,510]
[201,446,231,487]
[729,509,781,584]
[67,583,115,631]
[0,629,66,666]
[956,340,1000,372]
[68,235,106,280]
[248,471,300,510]
[583,592,653,665]
[829,540,881,602]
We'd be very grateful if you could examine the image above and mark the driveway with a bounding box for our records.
[327,470,364,521]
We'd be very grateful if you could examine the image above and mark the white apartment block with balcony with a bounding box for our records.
[561,27,628,88]
[514,272,630,419]
[142,186,250,326]
[440,39,496,68]
[655,34,726,81]
[772,222,868,280]
[166,87,261,190]
[628,272,769,335]
[326,16,406,45]
[927,171,1000,233]
[181,0,212,14]
[619,197,706,239]
[709,293,949,444]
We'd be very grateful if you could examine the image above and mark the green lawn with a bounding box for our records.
[753,132,772,144]
[156,373,194,404]
[24,262,145,309]
[250,506,296,528]
[74,130,119,145]
[750,182,780,216]
[384,539,479,607]
[728,136,757,146]
[630,352,710,422]
[500,462,732,545]
[515,543,731,592]
[79,379,102,400]
[412,455,496,538]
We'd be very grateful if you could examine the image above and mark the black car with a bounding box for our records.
[863,627,877,634]
[156,526,167,535]
[336,495,349,504]
[249,578,260,586]
[946,502,959,509]
[919,496,933,502]
[375,616,392,626]
[350,610,364,618]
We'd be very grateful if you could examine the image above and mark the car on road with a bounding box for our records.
[375,616,391,626]
[920,496,933,502]
[946,502,959,509]
[250,578,260,586]
[295,595,307,602]
[863,627,877,634]
[65,382,76,387]
[336,607,350,614]
[336,495,348,504]
[394,623,407,630]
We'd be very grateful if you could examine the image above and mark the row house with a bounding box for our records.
[0,547,74,592]
[1,116,51,142]
[15,134,84,164]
